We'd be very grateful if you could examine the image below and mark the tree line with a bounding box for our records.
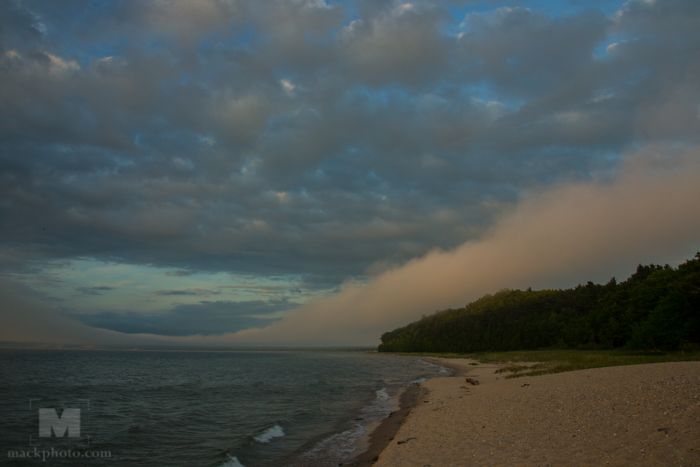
[378,254,700,353]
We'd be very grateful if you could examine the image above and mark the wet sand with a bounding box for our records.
[344,383,426,466]
[342,357,465,466]
[372,359,700,466]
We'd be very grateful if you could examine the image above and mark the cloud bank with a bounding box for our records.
[0,282,154,347]
[2,144,698,346]
[219,145,700,345]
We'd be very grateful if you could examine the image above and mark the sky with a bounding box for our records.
[1,0,699,347]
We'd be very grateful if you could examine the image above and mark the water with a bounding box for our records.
[0,350,439,466]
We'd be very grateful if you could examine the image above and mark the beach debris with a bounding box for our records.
[465,377,480,385]
[658,427,668,434]
[397,437,416,445]
[521,383,530,387]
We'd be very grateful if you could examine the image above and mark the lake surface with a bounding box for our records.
[0,350,442,466]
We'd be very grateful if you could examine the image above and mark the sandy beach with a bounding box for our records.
[370,359,700,466]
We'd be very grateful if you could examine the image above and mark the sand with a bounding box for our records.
[371,359,700,467]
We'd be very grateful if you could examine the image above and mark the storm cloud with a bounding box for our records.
[1,0,699,342]
[67,299,290,336]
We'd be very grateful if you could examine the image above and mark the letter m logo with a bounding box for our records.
[39,408,81,438]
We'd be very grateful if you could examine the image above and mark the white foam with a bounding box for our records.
[219,455,245,467]
[419,359,440,368]
[298,423,365,463]
[418,359,450,374]
[297,385,408,465]
[409,377,427,384]
[253,424,285,444]
[375,388,389,402]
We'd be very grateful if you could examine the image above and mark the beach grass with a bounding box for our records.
[389,346,700,378]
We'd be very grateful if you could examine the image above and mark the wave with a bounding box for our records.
[293,386,395,465]
[417,359,451,375]
[219,455,245,467]
[253,424,285,444]
[375,388,389,402]
[294,423,365,465]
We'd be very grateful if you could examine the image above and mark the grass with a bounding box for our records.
[387,348,700,378]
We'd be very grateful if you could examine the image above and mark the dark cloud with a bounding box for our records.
[0,1,44,51]
[165,270,197,277]
[73,285,115,296]
[340,3,452,86]
[0,280,158,346]
[151,288,221,296]
[66,299,293,336]
[458,7,610,99]
[1,0,699,294]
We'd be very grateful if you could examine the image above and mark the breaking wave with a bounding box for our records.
[219,455,245,467]
[253,424,285,444]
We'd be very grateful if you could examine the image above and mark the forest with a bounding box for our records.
[378,254,700,353]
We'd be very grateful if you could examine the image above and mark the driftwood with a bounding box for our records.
[465,377,480,385]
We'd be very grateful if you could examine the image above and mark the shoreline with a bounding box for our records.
[372,359,700,466]
[343,383,424,466]
[343,356,460,466]
[418,356,468,377]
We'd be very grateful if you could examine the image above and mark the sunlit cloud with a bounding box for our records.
[218,144,700,345]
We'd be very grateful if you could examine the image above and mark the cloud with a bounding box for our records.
[458,6,610,99]
[3,0,667,286]
[151,288,221,296]
[0,1,699,345]
[341,3,452,86]
[134,0,247,46]
[218,144,700,345]
[73,285,116,296]
[165,270,197,277]
[0,281,153,347]
[67,299,293,336]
